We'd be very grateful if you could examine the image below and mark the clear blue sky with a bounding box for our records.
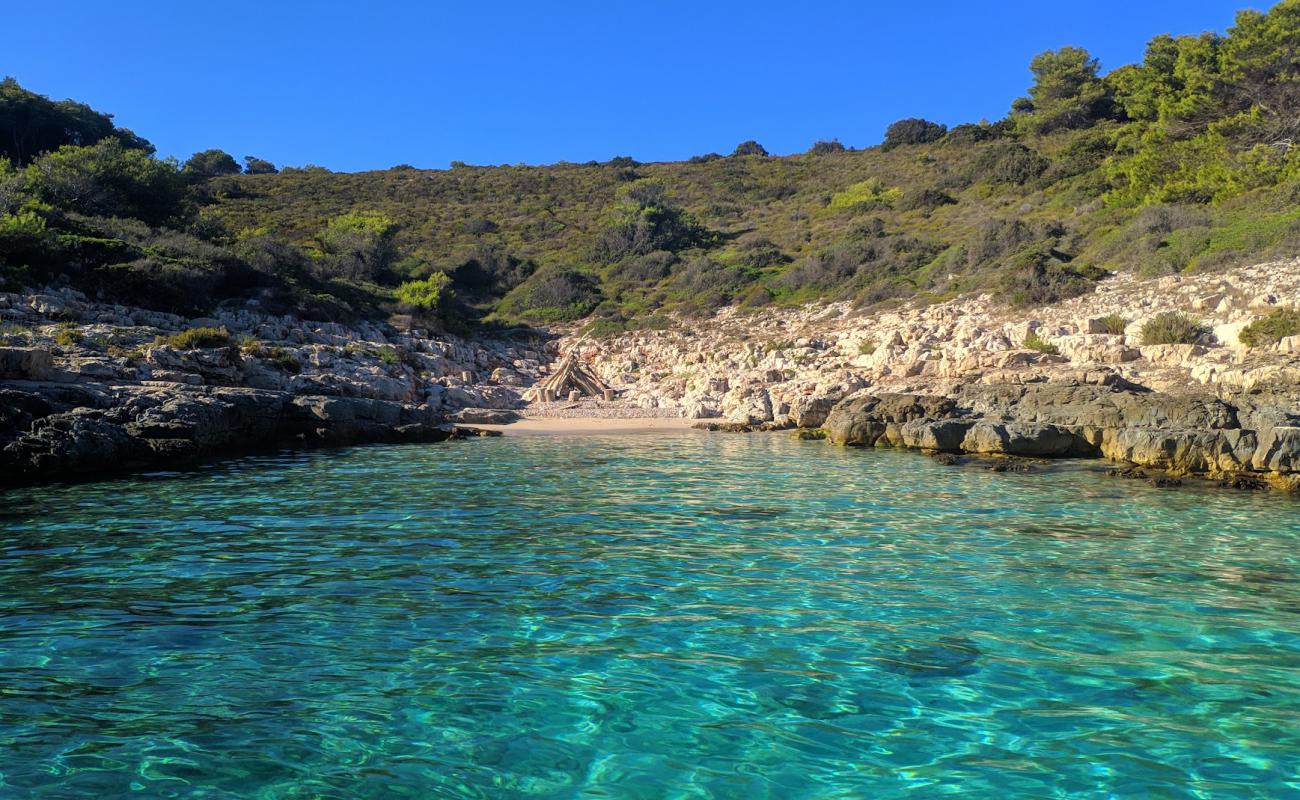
[8,0,1263,172]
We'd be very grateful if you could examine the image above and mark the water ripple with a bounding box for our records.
[1,433,1298,798]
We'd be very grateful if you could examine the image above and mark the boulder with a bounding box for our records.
[789,395,836,428]
[961,422,1081,457]
[0,347,54,380]
[451,408,519,424]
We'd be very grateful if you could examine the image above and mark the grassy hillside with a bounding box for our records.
[5,1,1300,331]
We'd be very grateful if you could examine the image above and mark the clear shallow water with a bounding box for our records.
[2,433,1299,799]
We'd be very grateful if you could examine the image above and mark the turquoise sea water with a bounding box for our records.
[1,432,1299,799]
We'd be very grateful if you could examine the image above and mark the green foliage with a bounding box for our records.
[54,325,82,346]
[11,7,1300,330]
[243,156,278,175]
[898,187,956,212]
[183,149,240,180]
[881,118,947,150]
[241,340,302,372]
[1239,307,1300,347]
[23,138,186,225]
[497,265,602,321]
[732,140,769,157]
[972,142,1049,185]
[163,326,232,349]
[1098,313,1129,335]
[808,139,847,155]
[394,272,452,314]
[828,179,902,211]
[591,180,713,263]
[317,210,399,280]
[1013,47,1113,134]
[1140,312,1206,345]
[857,339,877,355]
[1022,330,1060,354]
[0,76,153,165]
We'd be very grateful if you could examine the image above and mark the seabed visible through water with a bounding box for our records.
[1,432,1297,798]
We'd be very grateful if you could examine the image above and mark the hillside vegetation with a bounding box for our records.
[5,1,1300,333]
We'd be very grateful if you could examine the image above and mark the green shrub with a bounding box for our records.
[1140,312,1205,345]
[898,188,957,212]
[241,341,302,373]
[858,340,877,355]
[828,179,902,211]
[807,139,846,155]
[394,273,452,313]
[1239,308,1300,348]
[1097,313,1129,335]
[54,326,83,346]
[737,284,774,308]
[1022,330,1060,354]
[881,118,947,150]
[972,142,1049,185]
[163,325,232,349]
[497,265,602,321]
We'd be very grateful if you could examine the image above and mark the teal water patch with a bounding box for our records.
[1,433,1298,798]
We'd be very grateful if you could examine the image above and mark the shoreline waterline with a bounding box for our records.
[474,415,701,435]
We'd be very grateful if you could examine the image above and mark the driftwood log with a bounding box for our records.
[524,353,612,402]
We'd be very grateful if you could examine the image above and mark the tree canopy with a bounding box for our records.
[0,77,152,165]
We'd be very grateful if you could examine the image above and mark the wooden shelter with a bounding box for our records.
[525,351,612,402]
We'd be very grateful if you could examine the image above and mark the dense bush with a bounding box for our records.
[732,141,769,157]
[943,123,999,144]
[461,217,499,235]
[1022,330,1060,354]
[1011,47,1114,134]
[899,187,957,212]
[497,265,602,321]
[1140,312,1206,345]
[971,142,1050,185]
[882,118,948,150]
[447,244,536,296]
[10,0,1300,329]
[0,77,153,164]
[183,149,241,180]
[732,237,791,269]
[316,210,398,280]
[23,138,187,225]
[607,250,676,285]
[243,156,277,174]
[807,139,847,155]
[828,179,902,211]
[1239,307,1300,347]
[667,256,752,308]
[394,273,452,314]
[163,326,232,349]
[779,233,941,294]
[591,180,713,263]
[1003,255,1106,307]
[1098,313,1129,335]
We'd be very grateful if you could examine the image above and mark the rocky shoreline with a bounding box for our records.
[4,257,1300,490]
[0,288,538,483]
[822,381,1300,491]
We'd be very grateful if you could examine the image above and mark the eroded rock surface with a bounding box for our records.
[825,382,1300,490]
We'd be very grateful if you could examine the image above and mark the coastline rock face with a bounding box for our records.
[0,347,54,380]
[0,288,550,483]
[0,384,454,482]
[825,384,1300,488]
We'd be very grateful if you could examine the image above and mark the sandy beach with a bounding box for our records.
[473,416,698,435]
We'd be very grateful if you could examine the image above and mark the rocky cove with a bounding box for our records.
[3,257,1300,489]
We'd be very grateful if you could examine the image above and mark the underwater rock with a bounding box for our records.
[879,635,982,679]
